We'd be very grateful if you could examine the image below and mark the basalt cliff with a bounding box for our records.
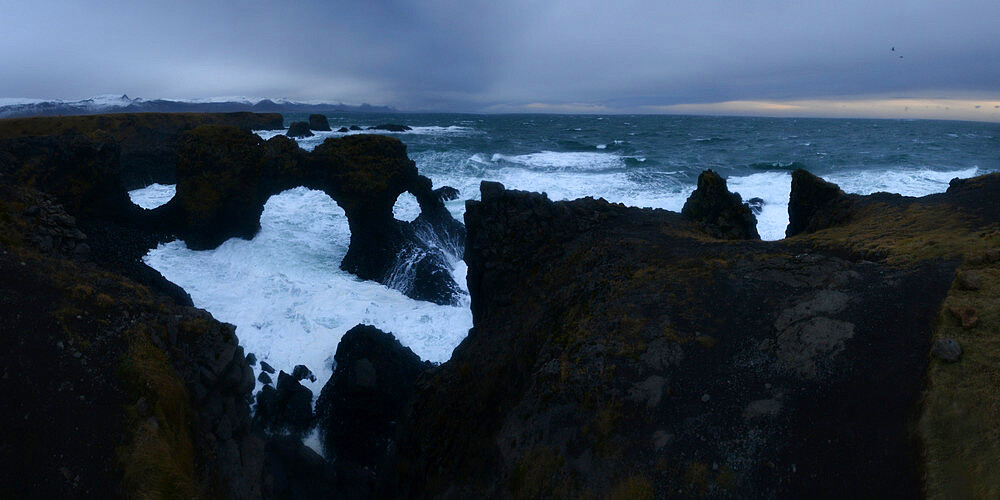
[0,114,997,499]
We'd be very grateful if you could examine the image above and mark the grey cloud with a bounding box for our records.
[1,0,997,111]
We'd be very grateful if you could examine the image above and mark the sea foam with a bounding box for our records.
[143,187,472,395]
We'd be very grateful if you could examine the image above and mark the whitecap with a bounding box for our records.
[128,183,176,209]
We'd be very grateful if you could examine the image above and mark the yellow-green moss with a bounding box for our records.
[799,203,999,266]
[921,264,1000,499]
[607,475,653,500]
[118,323,200,499]
[509,447,573,500]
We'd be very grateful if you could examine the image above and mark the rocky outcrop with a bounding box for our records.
[681,169,759,239]
[785,168,854,237]
[286,121,314,138]
[387,178,973,498]
[315,325,430,470]
[308,114,331,131]
[0,112,284,189]
[150,126,465,304]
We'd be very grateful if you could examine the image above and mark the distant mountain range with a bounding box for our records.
[0,94,397,118]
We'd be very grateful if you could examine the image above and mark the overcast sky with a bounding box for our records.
[3,0,999,119]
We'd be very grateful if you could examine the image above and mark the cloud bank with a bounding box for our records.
[2,1,999,119]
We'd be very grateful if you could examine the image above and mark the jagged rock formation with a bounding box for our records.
[308,114,331,131]
[0,112,284,189]
[315,325,430,469]
[785,168,855,237]
[254,371,314,434]
[681,169,759,239]
[285,121,313,138]
[384,177,998,498]
[148,126,464,304]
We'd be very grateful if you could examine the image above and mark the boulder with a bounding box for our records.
[286,121,314,138]
[337,127,350,133]
[260,361,275,374]
[308,114,331,131]
[931,338,962,362]
[681,169,760,239]
[349,125,362,131]
[747,197,765,215]
[292,364,316,383]
[315,324,430,469]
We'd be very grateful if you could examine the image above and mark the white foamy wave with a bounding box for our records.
[128,183,176,209]
[143,187,472,396]
[828,167,980,197]
[490,151,626,171]
[254,126,477,152]
[393,192,421,222]
[728,172,793,241]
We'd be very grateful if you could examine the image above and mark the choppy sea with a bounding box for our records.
[131,113,999,394]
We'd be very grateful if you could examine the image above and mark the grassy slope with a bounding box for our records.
[794,198,1000,498]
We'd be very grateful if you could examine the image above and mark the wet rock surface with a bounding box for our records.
[315,325,430,470]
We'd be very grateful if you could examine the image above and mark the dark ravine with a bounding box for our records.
[1,113,998,498]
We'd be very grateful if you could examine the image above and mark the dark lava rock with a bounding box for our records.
[932,338,962,362]
[337,127,350,133]
[434,185,460,202]
[388,180,962,499]
[681,169,760,239]
[349,125,362,131]
[315,324,430,470]
[263,435,342,500]
[286,121,314,138]
[292,364,316,383]
[367,124,412,132]
[786,168,854,237]
[255,371,313,433]
[258,372,272,385]
[260,361,275,374]
[0,112,284,189]
[246,352,257,366]
[747,196,765,215]
[308,114,331,131]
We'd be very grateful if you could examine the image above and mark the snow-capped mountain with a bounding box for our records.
[0,94,395,118]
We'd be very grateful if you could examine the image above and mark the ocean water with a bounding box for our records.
[138,114,999,393]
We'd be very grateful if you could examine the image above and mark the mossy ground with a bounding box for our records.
[920,262,1000,499]
[0,184,206,497]
[788,198,1000,497]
